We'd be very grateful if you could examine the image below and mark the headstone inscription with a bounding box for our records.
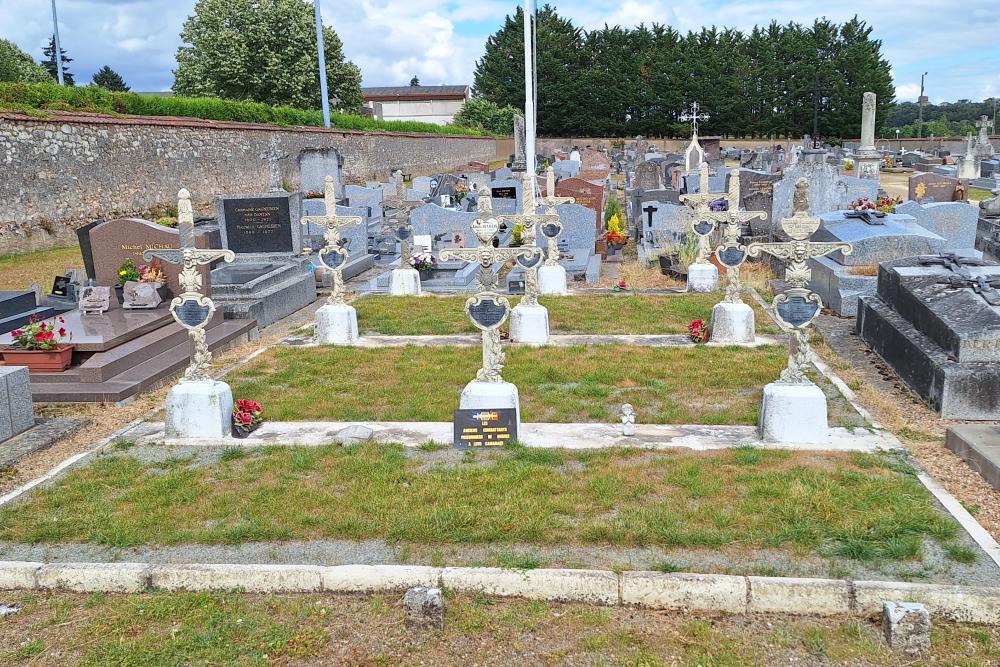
[219,196,295,254]
[909,172,966,203]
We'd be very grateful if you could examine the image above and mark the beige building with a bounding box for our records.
[362,85,471,125]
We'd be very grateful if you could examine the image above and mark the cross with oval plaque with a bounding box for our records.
[712,169,767,304]
[299,175,363,306]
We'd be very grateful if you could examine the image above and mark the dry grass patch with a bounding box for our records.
[3,591,1000,666]
[0,246,83,292]
[0,445,963,564]
[848,265,879,276]
[227,344,792,424]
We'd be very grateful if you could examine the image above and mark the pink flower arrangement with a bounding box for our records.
[232,399,264,430]
[9,316,69,351]
[687,319,708,344]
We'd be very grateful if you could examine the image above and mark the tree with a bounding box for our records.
[173,0,362,111]
[92,65,130,92]
[41,35,74,85]
[0,39,51,83]
[453,98,519,135]
[409,76,420,86]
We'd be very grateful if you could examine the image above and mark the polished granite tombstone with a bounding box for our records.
[857,255,1000,418]
[0,291,56,335]
[808,210,948,316]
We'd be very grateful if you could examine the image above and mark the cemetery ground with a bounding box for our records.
[3,591,1000,666]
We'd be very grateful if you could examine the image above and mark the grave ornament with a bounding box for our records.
[300,175,363,306]
[144,189,235,381]
[746,178,852,383]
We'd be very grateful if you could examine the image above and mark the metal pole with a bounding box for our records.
[314,1,331,128]
[917,72,927,139]
[523,0,536,200]
[50,0,64,85]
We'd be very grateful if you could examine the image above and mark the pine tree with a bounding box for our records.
[41,35,73,85]
[409,76,420,86]
[92,65,130,92]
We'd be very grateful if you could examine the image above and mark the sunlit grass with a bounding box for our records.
[0,246,83,292]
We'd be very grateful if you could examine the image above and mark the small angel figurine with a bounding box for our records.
[619,403,636,436]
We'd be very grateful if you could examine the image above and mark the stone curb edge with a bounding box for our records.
[2,562,998,624]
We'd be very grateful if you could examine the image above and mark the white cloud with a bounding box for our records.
[895,83,921,102]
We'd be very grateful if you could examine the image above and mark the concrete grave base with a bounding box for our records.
[389,268,422,296]
[508,303,549,345]
[165,380,233,440]
[459,380,521,434]
[687,263,719,293]
[0,366,34,444]
[758,381,828,444]
[710,301,755,344]
[538,265,568,295]
[315,303,359,346]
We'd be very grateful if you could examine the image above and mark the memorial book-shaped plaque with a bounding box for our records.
[453,408,517,448]
[175,299,212,328]
[468,297,509,330]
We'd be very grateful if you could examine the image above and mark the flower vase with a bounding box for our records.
[114,285,124,304]
[0,344,75,372]
[231,422,258,439]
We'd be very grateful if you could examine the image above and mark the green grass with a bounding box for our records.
[0,445,964,563]
[227,344,790,425]
[0,245,83,292]
[352,294,779,335]
[0,82,491,136]
[6,590,1000,666]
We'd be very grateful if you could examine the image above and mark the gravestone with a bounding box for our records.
[555,177,606,225]
[909,173,967,203]
[552,159,580,178]
[858,255,1000,419]
[895,201,978,251]
[578,149,611,180]
[410,205,479,247]
[87,218,213,297]
[735,170,780,232]
[217,193,299,254]
[634,161,662,191]
[298,148,343,198]
[0,366,33,444]
[489,179,521,216]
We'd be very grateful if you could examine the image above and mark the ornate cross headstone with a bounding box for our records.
[978,115,994,145]
[679,101,710,136]
[440,193,540,383]
[300,175,363,306]
[746,178,852,384]
[496,173,558,306]
[679,162,726,265]
[144,189,235,381]
[540,166,575,209]
[713,170,767,303]
[382,170,423,264]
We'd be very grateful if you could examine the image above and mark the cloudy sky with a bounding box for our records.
[2,0,997,103]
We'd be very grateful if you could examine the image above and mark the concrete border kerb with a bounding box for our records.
[3,561,1000,624]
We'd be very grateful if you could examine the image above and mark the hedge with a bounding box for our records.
[0,82,490,137]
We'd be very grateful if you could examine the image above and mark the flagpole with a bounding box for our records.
[523,0,536,199]
[50,0,64,85]
[314,1,331,128]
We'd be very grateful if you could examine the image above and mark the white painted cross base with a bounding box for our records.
[687,263,719,293]
[758,381,828,444]
[710,301,755,344]
[315,303,359,346]
[460,380,521,435]
[165,380,234,440]
[509,303,549,345]
[389,268,422,296]
[538,265,568,295]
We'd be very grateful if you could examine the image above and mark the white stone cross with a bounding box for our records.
[143,189,235,382]
[496,172,558,305]
[539,166,575,209]
[679,162,726,264]
[679,101,710,136]
[746,178,852,383]
[713,170,767,303]
[300,175,363,306]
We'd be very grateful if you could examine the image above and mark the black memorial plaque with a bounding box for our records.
[541,223,561,239]
[508,279,526,294]
[222,197,293,254]
[516,252,542,269]
[718,247,746,267]
[491,186,517,199]
[51,276,70,297]
[468,297,509,330]
[694,220,714,236]
[175,299,212,328]
[320,250,346,269]
[395,225,412,241]
[453,408,518,448]
[776,295,819,328]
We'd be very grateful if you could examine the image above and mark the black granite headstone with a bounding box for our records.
[453,408,517,448]
[222,197,293,254]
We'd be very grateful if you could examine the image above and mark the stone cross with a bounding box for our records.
[712,170,767,303]
[679,162,726,264]
[440,192,540,383]
[679,101,710,136]
[496,172,557,306]
[978,115,994,144]
[918,253,1000,306]
[382,169,423,263]
[143,189,235,382]
[746,178,852,384]
[539,166,574,209]
[300,175,362,306]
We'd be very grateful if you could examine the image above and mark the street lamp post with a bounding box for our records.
[314,1,331,128]
[50,0,64,85]
[917,72,928,139]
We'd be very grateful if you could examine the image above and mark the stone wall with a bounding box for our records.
[0,111,498,254]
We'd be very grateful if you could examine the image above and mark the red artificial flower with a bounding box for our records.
[58,316,65,324]
[58,327,66,337]
[38,322,47,331]
[234,410,253,426]
[10,330,22,337]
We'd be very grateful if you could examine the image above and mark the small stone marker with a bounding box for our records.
[882,601,931,655]
[619,404,636,436]
[404,586,445,630]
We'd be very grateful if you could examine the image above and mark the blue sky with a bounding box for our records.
[2,0,997,103]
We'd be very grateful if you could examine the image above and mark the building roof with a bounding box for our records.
[362,85,470,102]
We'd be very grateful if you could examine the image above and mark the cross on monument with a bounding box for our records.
[300,175,363,306]
[806,73,832,149]
[496,172,558,306]
[643,204,657,228]
[143,189,235,382]
[978,115,994,144]
[918,253,1000,306]
[382,169,423,264]
[539,166,574,209]
[679,101,710,137]
[746,178,852,384]
[712,170,767,304]
[440,192,540,383]
[679,162,727,265]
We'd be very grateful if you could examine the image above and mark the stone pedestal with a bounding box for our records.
[389,268,422,296]
[538,265,568,295]
[883,602,931,655]
[509,303,549,345]
[687,263,719,293]
[315,303,359,346]
[460,380,521,433]
[0,366,34,443]
[710,301,755,344]
[758,381,828,444]
[165,380,233,440]
[856,154,882,181]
